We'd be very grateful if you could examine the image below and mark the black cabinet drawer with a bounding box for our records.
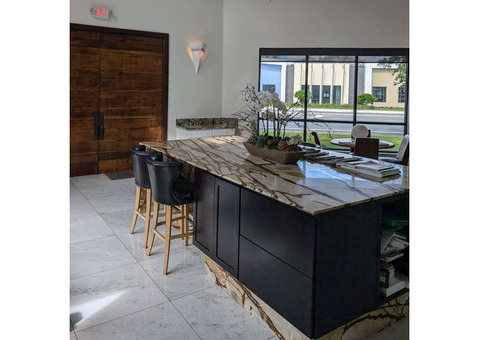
[239,236,313,338]
[240,189,316,278]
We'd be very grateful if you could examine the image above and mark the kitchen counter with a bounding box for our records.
[141,136,409,215]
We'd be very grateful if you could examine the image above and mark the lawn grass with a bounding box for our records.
[284,103,404,111]
[280,131,403,152]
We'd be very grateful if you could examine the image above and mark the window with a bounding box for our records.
[398,86,405,103]
[259,49,409,151]
[312,85,320,103]
[372,87,386,102]
[322,86,331,104]
[262,84,276,93]
[332,86,341,104]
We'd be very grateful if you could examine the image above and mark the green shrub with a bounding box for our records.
[357,93,377,106]
[294,89,313,102]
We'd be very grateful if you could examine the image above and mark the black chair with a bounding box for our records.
[130,145,161,248]
[380,134,409,165]
[146,154,194,275]
[354,138,379,160]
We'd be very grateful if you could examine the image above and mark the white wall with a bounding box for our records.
[70,0,409,137]
[70,0,224,140]
[221,0,409,116]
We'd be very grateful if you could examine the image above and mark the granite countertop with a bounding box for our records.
[141,136,409,215]
[176,118,238,130]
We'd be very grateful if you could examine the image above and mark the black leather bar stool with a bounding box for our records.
[146,155,194,275]
[130,145,162,248]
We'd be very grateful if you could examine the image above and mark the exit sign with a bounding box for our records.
[90,7,111,19]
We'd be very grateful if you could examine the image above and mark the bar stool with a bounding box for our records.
[130,145,162,248]
[146,155,194,275]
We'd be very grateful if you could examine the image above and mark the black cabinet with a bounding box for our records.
[239,236,314,337]
[193,169,215,256]
[193,170,240,277]
[193,168,408,339]
[240,189,316,278]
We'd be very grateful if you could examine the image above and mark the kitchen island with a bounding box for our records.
[142,136,409,340]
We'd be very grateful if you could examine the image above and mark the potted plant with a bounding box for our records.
[232,84,307,164]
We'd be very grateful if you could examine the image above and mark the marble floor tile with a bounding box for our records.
[369,317,408,340]
[88,193,136,214]
[70,199,98,221]
[71,174,112,188]
[70,236,136,279]
[71,263,168,332]
[71,215,114,244]
[70,183,85,201]
[77,181,133,200]
[75,302,200,340]
[117,178,137,193]
[172,286,274,340]
[116,225,185,262]
[100,209,139,235]
[70,332,77,340]
[140,246,215,300]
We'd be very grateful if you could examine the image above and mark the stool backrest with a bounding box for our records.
[311,131,322,147]
[397,134,410,165]
[131,145,160,189]
[354,138,379,160]
[147,155,183,205]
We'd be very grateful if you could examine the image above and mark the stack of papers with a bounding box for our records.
[381,232,409,262]
[337,160,400,178]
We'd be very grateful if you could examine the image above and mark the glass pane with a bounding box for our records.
[358,56,407,63]
[306,122,353,150]
[304,58,355,123]
[259,58,306,139]
[309,55,355,63]
[261,55,306,62]
[356,58,407,126]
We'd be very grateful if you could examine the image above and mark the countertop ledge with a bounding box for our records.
[141,136,409,215]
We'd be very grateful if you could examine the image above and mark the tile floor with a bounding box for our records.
[70,174,408,340]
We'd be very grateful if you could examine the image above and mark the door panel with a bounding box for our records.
[70,25,168,176]
[98,46,166,173]
[70,30,99,176]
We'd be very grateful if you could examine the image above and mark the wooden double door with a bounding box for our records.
[70,24,169,176]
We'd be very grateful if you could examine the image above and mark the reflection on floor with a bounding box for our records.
[70,174,408,340]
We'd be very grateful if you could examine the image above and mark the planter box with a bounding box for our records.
[243,142,305,164]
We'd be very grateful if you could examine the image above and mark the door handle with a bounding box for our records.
[98,112,105,140]
[93,112,99,140]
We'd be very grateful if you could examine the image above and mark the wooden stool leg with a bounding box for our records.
[182,205,189,246]
[163,205,172,275]
[130,186,141,234]
[146,201,159,256]
[143,189,152,248]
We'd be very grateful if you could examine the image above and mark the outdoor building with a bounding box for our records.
[261,62,405,108]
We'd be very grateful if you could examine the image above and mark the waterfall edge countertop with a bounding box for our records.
[141,136,409,215]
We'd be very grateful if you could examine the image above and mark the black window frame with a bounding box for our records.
[258,48,409,150]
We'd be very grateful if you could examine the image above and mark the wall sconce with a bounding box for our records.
[189,42,206,75]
